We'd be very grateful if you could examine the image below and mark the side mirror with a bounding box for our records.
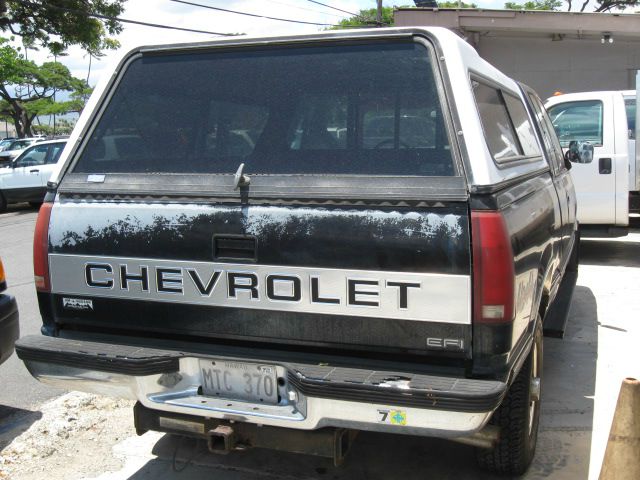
[564,140,593,165]
[564,155,572,170]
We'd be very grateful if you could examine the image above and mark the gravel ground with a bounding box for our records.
[0,393,135,480]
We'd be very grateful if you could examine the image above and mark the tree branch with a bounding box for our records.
[580,0,590,12]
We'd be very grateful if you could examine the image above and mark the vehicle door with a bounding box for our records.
[524,88,575,256]
[3,144,50,201]
[546,93,623,225]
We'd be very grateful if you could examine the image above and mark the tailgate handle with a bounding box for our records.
[599,158,612,174]
[213,235,257,261]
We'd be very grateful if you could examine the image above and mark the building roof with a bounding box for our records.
[394,8,640,41]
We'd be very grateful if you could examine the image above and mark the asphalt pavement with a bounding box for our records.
[0,204,64,412]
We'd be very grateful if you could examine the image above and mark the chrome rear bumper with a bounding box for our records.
[17,335,506,439]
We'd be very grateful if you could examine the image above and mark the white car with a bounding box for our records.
[0,140,66,211]
[0,138,42,165]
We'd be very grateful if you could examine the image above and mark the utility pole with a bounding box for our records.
[53,54,57,137]
[376,0,383,26]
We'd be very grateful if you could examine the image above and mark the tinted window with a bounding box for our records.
[503,94,540,157]
[547,100,603,147]
[527,93,565,172]
[47,143,66,164]
[74,42,454,176]
[472,81,522,162]
[625,97,636,140]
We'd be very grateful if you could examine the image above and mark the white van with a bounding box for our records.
[545,90,638,235]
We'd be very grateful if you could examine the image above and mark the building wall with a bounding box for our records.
[475,36,640,99]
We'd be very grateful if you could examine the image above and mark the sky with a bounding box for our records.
[24,0,510,87]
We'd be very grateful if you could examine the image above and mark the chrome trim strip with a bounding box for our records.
[49,253,472,324]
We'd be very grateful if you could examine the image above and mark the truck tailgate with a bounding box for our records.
[46,199,471,357]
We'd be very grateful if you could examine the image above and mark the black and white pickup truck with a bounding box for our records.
[17,27,578,475]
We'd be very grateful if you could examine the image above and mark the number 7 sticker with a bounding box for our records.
[378,409,407,426]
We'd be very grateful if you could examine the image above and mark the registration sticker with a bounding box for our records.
[378,409,407,426]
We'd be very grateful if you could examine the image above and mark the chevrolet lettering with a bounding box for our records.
[50,255,468,323]
[17,27,578,475]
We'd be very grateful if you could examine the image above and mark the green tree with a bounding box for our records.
[33,118,76,136]
[505,0,639,11]
[0,38,87,137]
[333,6,395,28]
[0,0,125,55]
[437,2,478,7]
[504,0,562,9]
[333,3,479,28]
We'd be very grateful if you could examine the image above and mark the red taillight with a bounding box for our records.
[471,210,515,324]
[33,202,53,292]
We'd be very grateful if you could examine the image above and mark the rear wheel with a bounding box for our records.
[476,319,543,475]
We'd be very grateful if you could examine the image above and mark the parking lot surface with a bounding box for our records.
[0,205,638,479]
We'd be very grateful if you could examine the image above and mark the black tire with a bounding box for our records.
[476,320,543,476]
[29,201,42,209]
[0,192,6,213]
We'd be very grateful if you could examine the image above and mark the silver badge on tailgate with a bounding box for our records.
[62,297,93,311]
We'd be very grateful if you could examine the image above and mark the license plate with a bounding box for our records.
[199,359,279,405]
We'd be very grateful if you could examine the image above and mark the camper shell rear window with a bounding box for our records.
[73,41,455,177]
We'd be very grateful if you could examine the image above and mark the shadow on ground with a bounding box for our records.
[0,405,42,450]
[579,238,640,268]
[0,202,39,216]
[118,286,598,480]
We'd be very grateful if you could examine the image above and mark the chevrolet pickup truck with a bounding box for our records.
[545,88,639,236]
[16,27,578,475]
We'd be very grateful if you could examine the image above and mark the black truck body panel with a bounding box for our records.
[45,199,472,358]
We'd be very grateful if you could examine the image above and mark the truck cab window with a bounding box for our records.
[547,100,604,147]
[625,97,636,140]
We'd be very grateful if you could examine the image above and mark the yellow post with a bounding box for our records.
[599,378,640,480]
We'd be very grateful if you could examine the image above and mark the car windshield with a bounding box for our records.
[73,41,455,177]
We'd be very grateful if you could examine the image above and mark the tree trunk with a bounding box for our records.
[11,112,24,138]
[23,113,34,137]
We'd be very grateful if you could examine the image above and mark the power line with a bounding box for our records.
[13,0,237,36]
[168,0,335,26]
[265,0,344,19]
[305,0,385,25]
[305,0,360,18]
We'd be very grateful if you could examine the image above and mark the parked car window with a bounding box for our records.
[625,97,636,140]
[15,144,48,167]
[0,139,13,151]
[547,100,604,147]
[527,93,566,172]
[472,81,524,163]
[73,41,455,176]
[14,140,33,150]
[47,143,66,164]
